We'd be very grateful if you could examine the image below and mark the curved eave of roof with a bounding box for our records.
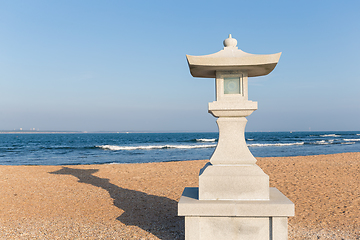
[186,48,281,78]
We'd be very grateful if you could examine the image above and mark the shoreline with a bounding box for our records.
[0,151,359,167]
[0,152,358,239]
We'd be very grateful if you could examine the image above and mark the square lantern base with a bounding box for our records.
[199,163,270,200]
[178,187,294,240]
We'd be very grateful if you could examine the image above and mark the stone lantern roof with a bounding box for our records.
[186,34,281,78]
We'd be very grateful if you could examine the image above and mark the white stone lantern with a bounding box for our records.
[178,35,294,240]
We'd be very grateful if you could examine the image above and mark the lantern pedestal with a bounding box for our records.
[178,187,294,240]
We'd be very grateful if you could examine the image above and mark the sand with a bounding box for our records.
[0,152,359,239]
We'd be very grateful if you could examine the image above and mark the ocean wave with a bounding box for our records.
[0,147,17,151]
[248,142,305,147]
[196,138,217,142]
[97,144,216,151]
[314,140,331,145]
[341,142,355,145]
[320,134,341,137]
[247,139,254,141]
[343,139,360,141]
[40,146,96,150]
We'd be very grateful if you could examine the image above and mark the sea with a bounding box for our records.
[0,131,360,165]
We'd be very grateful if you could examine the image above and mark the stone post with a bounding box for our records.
[178,35,294,240]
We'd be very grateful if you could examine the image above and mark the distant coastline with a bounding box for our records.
[0,131,217,134]
[0,131,120,134]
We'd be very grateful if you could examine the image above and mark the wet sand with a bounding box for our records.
[0,152,359,239]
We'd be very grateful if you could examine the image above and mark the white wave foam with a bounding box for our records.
[196,138,216,142]
[341,142,355,145]
[247,139,254,141]
[315,140,330,145]
[343,139,360,141]
[248,142,304,147]
[97,144,216,151]
[357,134,360,136]
[166,144,216,149]
[320,134,341,137]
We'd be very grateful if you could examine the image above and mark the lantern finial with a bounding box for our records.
[223,34,237,47]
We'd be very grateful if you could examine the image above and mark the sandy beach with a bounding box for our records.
[0,152,358,239]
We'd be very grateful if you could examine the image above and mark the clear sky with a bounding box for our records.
[1,0,359,132]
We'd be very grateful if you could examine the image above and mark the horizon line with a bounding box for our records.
[1,130,360,134]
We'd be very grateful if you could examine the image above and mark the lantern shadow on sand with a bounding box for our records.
[50,167,184,239]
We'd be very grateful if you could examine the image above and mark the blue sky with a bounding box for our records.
[0,0,359,132]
